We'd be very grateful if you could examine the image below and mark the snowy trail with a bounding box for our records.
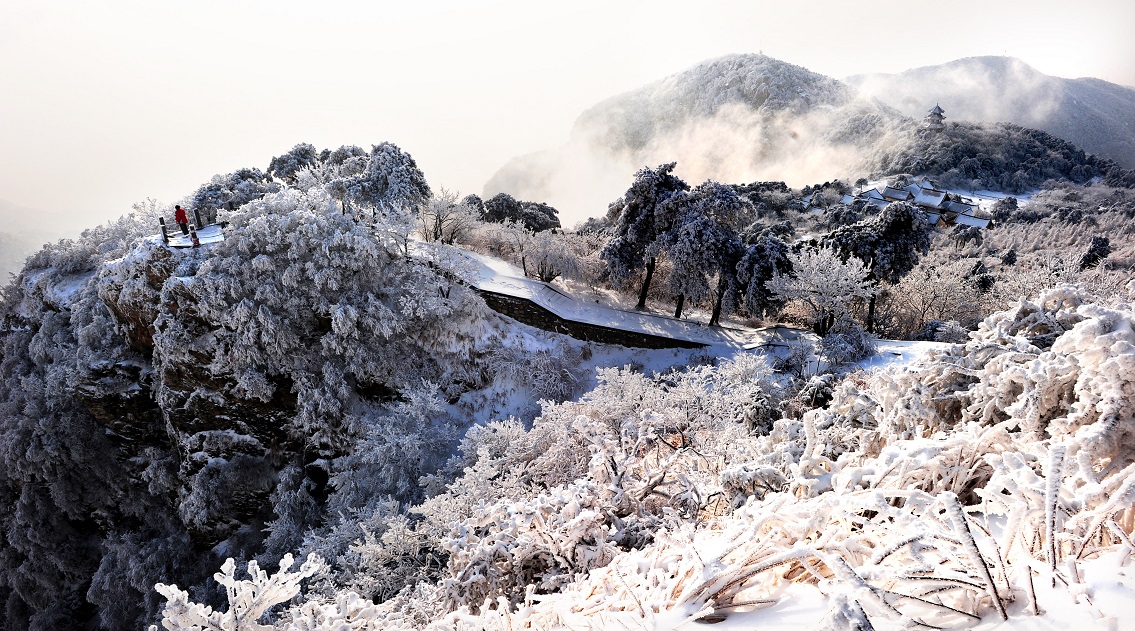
[165,224,225,248]
[449,246,796,352]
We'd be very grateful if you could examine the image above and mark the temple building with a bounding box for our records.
[924,104,946,131]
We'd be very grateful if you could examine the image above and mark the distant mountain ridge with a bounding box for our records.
[848,56,1135,168]
[485,54,910,224]
[569,54,889,152]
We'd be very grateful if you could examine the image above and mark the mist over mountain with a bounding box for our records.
[848,56,1135,168]
[0,198,69,281]
[485,54,909,224]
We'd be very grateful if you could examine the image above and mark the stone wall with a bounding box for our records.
[476,290,706,350]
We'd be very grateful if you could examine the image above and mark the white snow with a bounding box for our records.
[165,224,225,248]
[855,339,952,371]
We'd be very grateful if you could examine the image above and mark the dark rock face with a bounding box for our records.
[97,246,177,354]
[73,361,165,447]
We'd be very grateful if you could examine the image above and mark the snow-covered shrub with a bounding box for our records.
[920,318,969,342]
[440,480,618,611]
[328,381,458,509]
[818,317,876,367]
[150,554,329,631]
[482,340,585,403]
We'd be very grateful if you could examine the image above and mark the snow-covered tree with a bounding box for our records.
[267,143,320,184]
[481,193,560,232]
[338,142,431,225]
[600,163,690,309]
[823,201,931,331]
[527,229,595,283]
[649,181,750,321]
[417,189,478,245]
[730,233,791,320]
[191,168,280,225]
[767,246,874,335]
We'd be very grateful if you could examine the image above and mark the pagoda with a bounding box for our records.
[924,104,946,132]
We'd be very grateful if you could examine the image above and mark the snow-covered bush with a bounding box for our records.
[818,317,877,367]
[151,554,330,631]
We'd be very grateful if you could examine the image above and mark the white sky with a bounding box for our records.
[1,0,1133,232]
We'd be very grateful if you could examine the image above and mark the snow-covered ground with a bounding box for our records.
[856,339,952,371]
[165,223,225,248]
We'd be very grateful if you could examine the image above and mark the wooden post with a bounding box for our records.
[159,217,169,244]
[190,225,201,248]
[193,207,204,228]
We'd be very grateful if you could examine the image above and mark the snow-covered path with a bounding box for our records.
[451,247,797,352]
[166,224,225,248]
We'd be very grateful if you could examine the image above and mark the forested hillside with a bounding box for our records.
[849,56,1135,168]
[0,144,597,629]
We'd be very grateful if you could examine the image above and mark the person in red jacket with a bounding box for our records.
[174,205,189,235]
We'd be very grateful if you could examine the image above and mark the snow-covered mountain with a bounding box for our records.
[485,54,1132,225]
[485,54,909,224]
[848,56,1135,168]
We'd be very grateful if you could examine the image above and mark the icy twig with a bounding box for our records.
[942,492,1007,621]
[1045,445,1066,587]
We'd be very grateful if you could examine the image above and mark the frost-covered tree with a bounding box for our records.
[650,182,750,321]
[730,234,792,320]
[528,229,594,283]
[338,142,431,225]
[481,193,560,232]
[267,143,320,184]
[888,259,983,338]
[417,189,478,245]
[823,201,931,331]
[601,163,690,309]
[767,246,875,335]
[191,168,279,224]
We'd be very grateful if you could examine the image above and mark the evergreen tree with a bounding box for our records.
[822,201,932,331]
[481,193,560,232]
[267,143,320,184]
[731,234,792,320]
[652,182,750,321]
[600,163,690,309]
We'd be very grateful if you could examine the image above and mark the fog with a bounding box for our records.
[851,57,1062,126]
[485,55,913,225]
[848,56,1135,169]
[1,0,1132,243]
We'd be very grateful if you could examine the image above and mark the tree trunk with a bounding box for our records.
[866,294,877,333]
[674,294,685,319]
[709,277,728,326]
[636,257,656,310]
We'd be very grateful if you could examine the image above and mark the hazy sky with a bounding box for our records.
[2,0,1133,232]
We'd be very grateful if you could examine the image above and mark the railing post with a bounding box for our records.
[190,225,201,248]
[159,217,169,244]
[193,207,204,228]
